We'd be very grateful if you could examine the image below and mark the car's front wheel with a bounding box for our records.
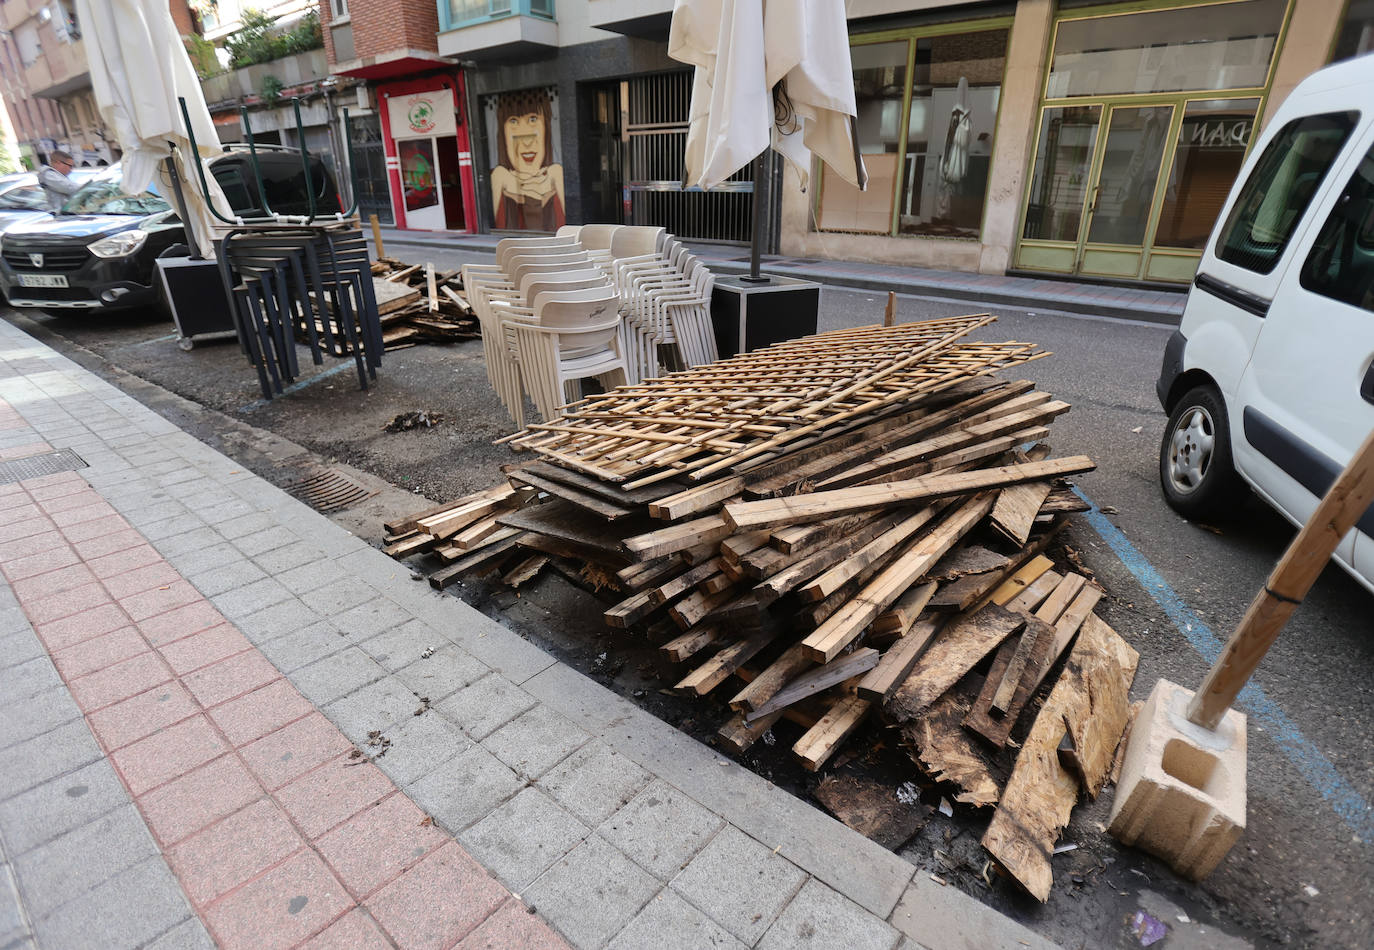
[1159,384,1244,519]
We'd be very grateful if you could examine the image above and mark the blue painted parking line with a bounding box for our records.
[1073,487,1373,841]
[238,360,356,413]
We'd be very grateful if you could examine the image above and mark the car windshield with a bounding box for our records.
[60,179,170,216]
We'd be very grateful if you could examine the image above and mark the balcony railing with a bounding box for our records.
[440,0,555,33]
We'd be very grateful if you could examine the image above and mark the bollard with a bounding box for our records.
[1110,425,1374,878]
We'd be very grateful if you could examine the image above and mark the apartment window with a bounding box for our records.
[330,0,348,18]
[817,23,1009,240]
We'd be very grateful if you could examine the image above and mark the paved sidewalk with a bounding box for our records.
[377,226,1185,325]
[0,317,1058,950]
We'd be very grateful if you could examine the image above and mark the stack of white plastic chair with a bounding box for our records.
[614,235,717,379]
[576,224,624,268]
[509,284,627,425]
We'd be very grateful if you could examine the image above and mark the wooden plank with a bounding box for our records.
[717,709,785,754]
[675,629,776,695]
[649,477,746,521]
[512,460,677,507]
[383,533,437,558]
[648,558,724,607]
[428,533,526,589]
[501,554,547,587]
[981,614,1139,901]
[616,556,683,592]
[928,525,1061,612]
[801,494,995,662]
[452,515,503,552]
[723,457,1095,531]
[384,490,506,535]
[745,649,879,722]
[1001,569,1064,615]
[369,213,385,259]
[755,511,912,605]
[505,468,638,521]
[872,581,938,639]
[799,507,941,603]
[661,625,721,663]
[670,586,738,630]
[856,621,940,702]
[499,498,651,559]
[515,532,631,569]
[1030,573,1088,626]
[991,480,1052,547]
[623,513,734,561]
[884,603,1025,723]
[771,511,885,555]
[794,694,871,771]
[729,644,812,712]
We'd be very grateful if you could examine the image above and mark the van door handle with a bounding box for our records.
[1363,360,1374,406]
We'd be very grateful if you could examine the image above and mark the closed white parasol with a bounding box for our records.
[75,0,229,256]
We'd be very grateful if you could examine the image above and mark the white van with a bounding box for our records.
[1156,53,1374,595]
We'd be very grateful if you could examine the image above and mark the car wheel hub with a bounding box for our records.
[1167,406,1215,494]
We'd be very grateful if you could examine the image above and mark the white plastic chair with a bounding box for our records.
[507,285,627,424]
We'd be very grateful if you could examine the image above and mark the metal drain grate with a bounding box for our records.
[0,448,89,486]
[283,468,377,513]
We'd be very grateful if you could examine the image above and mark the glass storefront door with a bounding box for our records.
[1013,0,1290,282]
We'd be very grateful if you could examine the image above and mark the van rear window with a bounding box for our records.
[1300,144,1374,314]
[1215,111,1358,274]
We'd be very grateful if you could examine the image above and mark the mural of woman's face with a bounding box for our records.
[504,111,546,174]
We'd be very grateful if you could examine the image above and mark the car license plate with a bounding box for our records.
[18,274,68,288]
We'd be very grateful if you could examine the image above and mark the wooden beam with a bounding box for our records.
[723,457,1094,531]
[624,513,734,561]
[801,494,995,662]
[649,477,746,521]
[746,649,879,722]
[991,480,1053,547]
[857,621,940,702]
[661,626,721,663]
[730,644,813,712]
[675,629,776,695]
[799,507,941,603]
[872,581,938,639]
[794,694,871,771]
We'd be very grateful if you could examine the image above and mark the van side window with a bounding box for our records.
[1215,112,1358,274]
[1300,145,1374,314]
[211,165,256,215]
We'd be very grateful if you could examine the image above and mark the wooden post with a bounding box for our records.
[426,263,439,312]
[369,213,385,260]
[1188,426,1374,729]
[883,291,897,327]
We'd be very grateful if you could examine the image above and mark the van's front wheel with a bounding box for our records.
[1159,384,1243,519]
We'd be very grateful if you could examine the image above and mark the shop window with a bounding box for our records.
[1301,144,1374,314]
[1215,112,1358,274]
[817,26,1008,240]
[1331,0,1374,61]
[898,30,1007,239]
[1047,0,1286,98]
[817,40,907,234]
[1155,99,1261,249]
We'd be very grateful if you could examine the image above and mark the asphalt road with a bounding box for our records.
[5,244,1371,949]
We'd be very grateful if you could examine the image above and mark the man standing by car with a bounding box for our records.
[37,151,79,211]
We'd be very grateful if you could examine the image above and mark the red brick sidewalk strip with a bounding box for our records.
[1,468,570,950]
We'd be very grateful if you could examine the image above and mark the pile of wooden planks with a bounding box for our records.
[383,317,1138,900]
[300,255,478,353]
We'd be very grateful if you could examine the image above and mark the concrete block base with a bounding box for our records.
[1108,679,1247,880]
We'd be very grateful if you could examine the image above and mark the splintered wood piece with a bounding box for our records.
[661,626,721,663]
[794,694,871,771]
[857,621,940,702]
[624,513,734,561]
[982,613,1138,901]
[814,774,931,850]
[872,581,938,638]
[670,586,738,630]
[717,709,785,754]
[923,545,1011,584]
[723,457,1094,531]
[991,480,1052,547]
[502,554,548,588]
[802,494,995,662]
[745,649,879,723]
[730,644,813,711]
[885,603,1025,723]
[675,629,776,695]
[649,477,746,521]
[963,584,1103,748]
[902,690,1003,808]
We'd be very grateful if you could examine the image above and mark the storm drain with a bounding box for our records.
[0,448,89,486]
[283,468,377,513]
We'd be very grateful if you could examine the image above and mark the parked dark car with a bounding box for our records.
[0,147,341,315]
